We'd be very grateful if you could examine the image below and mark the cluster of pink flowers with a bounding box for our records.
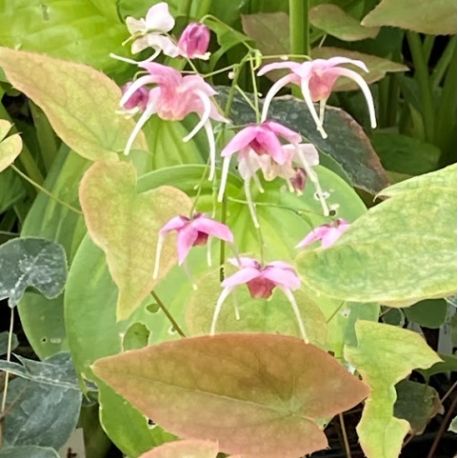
[116,2,374,340]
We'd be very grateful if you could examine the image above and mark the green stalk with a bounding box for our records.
[406,32,435,143]
[289,0,310,97]
[432,36,457,88]
[194,0,212,19]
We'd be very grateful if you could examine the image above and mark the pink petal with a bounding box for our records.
[160,215,188,235]
[177,225,199,265]
[145,2,175,32]
[228,257,259,269]
[255,127,285,164]
[325,57,369,73]
[296,225,331,248]
[262,265,301,290]
[181,75,217,96]
[222,267,261,288]
[258,61,301,76]
[221,126,259,157]
[321,227,344,248]
[140,62,182,86]
[264,121,301,144]
[192,216,234,242]
[293,143,319,166]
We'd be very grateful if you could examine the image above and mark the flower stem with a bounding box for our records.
[339,413,352,458]
[151,290,186,337]
[1,309,15,420]
[406,32,435,143]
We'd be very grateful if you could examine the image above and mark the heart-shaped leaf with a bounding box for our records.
[362,0,456,35]
[0,48,146,161]
[93,333,369,458]
[345,321,441,458]
[0,237,67,308]
[296,165,457,305]
[0,120,22,172]
[0,447,59,458]
[310,4,380,41]
[79,160,192,320]
[140,440,219,458]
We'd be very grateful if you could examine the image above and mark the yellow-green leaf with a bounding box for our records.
[362,0,456,35]
[310,4,379,41]
[345,321,441,458]
[0,47,145,161]
[93,333,369,458]
[79,160,191,320]
[0,119,22,172]
[296,166,457,306]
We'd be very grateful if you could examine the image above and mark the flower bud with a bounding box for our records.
[178,22,210,59]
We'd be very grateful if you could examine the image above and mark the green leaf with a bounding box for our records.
[220,88,389,194]
[418,353,457,378]
[0,47,146,161]
[345,321,441,458]
[449,416,457,433]
[372,132,441,176]
[98,380,176,457]
[0,168,25,213]
[0,237,67,308]
[241,12,289,56]
[311,47,408,91]
[79,160,192,320]
[0,447,59,458]
[0,0,127,74]
[3,353,81,450]
[0,119,22,172]
[140,440,219,458]
[404,299,448,329]
[93,333,369,457]
[394,380,443,435]
[362,0,456,35]
[186,269,327,348]
[123,322,150,351]
[296,166,457,305]
[309,4,379,41]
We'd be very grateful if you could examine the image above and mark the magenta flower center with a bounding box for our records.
[193,231,209,246]
[246,277,276,299]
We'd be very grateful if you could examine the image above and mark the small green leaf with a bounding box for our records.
[0,119,22,172]
[140,440,219,458]
[93,333,369,458]
[123,323,150,351]
[79,160,192,320]
[0,447,59,458]
[0,237,67,308]
[310,4,379,41]
[297,166,457,305]
[0,331,18,356]
[345,321,441,458]
[0,47,146,161]
[404,299,448,329]
[449,416,457,433]
[362,0,456,35]
[394,380,443,435]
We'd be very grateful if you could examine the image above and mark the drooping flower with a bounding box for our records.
[125,2,178,58]
[120,83,149,113]
[258,57,377,139]
[210,257,307,341]
[296,218,350,249]
[218,121,301,226]
[120,63,227,179]
[153,213,233,280]
[177,23,211,60]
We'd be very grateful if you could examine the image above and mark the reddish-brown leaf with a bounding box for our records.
[140,440,218,458]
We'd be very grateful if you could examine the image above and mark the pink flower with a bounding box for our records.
[120,63,227,179]
[210,257,308,341]
[153,214,233,279]
[125,2,178,57]
[218,121,301,226]
[258,57,377,139]
[121,84,149,112]
[297,218,350,249]
[178,23,211,60]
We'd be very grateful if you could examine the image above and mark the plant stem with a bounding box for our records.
[11,165,82,215]
[432,36,456,88]
[1,308,15,446]
[151,290,186,337]
[195,0,212,19]
[427,395,456,458]
[339,413,353,458]
[183,0,193,21]
[406,32,435,143]
[289,0,309,98]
